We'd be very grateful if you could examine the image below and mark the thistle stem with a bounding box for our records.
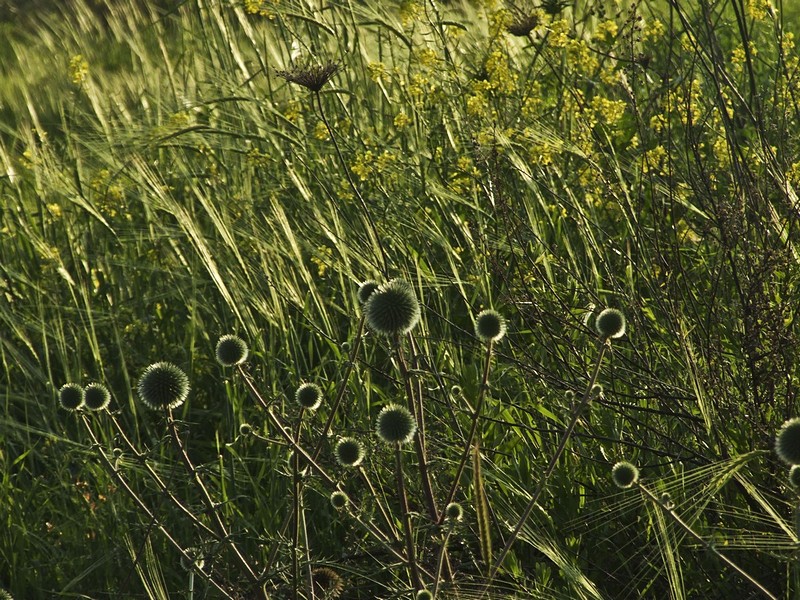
[395,443,423,591]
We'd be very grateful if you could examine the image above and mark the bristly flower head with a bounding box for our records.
[295,382,323,410]
[312,567,344,599]
[475,309,506,343]
[357,280,380,305]
[596,308,626,339]
[215,334,249,367]
[59,383,85,412]
[611,461,639,489]
[776,418,800,465]
[416,591,433,600]
[364,278,421,336]
[445,501,464,523]
[84,382,111,411]
[276,61,340,92]
[790,465,800,489]
[137,362,190,411]
[330,490,349,510]
[334,437,365,467]
[375,403,417,445]
[0,588,14,600]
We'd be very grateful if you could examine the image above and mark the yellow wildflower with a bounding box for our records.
[69,55,89,85]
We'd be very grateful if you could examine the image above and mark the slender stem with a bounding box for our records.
[358,465,401,541]
[79,415,236,600]
[395,443,423,591]
[314,90,389,277]
[479,341,609,596]
[637,481,777,600]
[166,409,261,588]
[440,340,495,523]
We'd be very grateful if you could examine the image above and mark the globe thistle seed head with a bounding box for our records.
[137,362,190,410]
[330,490,349,510]
[334,437,365,467]
[59,383,85,411]
[611,461,639,489]
[312,567,344,599]
[0,589,13,600]
[776,418,800,465]
[375,403,417,445]
[591,383,604,397]
[445,501,464,523]
[475,309,506,343]
[596,308,626,339]
[790,465,800,489]
[363,279,421,336]
[215,334,249,366]
[239,423,253,436]
[295,382,323,410]
[416,591,433,600]
[357,280,380,305]
[84,382,111,411]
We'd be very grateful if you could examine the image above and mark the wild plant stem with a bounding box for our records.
[395,443,423,591]
[636,481,777,600]
[480,341,609,595]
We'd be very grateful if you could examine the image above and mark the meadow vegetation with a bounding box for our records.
[1,0,799,597]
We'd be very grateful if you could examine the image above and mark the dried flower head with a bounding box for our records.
[507,14,539,36]
[276,61,340,92]
[311,567,344,599]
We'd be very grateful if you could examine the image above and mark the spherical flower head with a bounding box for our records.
[416,591,433,600]
[334,437,365,467]
[611,461,639,489]
[375,403,417,445]
[137,362,189,410]
[59,383,85,411]
[596,308,626,339]
[0,589,13,600]
[239,423,253,436]
[789,465,800,489]
[84,382,111,411]
[312,567,344,599]
[295,382,323,410]
[363,279,421,336]
[330,490,349,510]
[215,334,248,366]
[475,309,506,343]
[445,501,464,523]
[776,418,800,465]
[357,280,380,305]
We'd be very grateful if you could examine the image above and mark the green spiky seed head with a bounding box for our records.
[137,362,189,410]
[475,309,506,343]
[215,334,249,366]
[330,490,349,510]
[0,589,14,600]
[790,466,800,489]
[59,383,85,411]
[416,591,433,600]
[445,501,464,522]
[357,280,380,305]
[776,418,800,465]
[83,382,111,411]
[612,461,639,488]
[596,308,626,339]
[375,403,417,445]
[239,423,253,436]
[180,547,205,572]
[334,437,365,467]
[363,279,421,336]
[295,382,323,410]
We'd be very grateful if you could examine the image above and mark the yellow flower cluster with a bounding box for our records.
[69,54,89,85]
[243,0,276,18]
[313,121,330,141]
[590,96,627,127]
[284,99,302,124]
[393,112,411,130]
[367,62,387,82]
[745,0,773,20]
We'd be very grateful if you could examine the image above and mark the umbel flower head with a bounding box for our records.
[357,280,380,305]
[215,334,248,367]
[276,61,340,92]
[364,279,421,336]
[295,382,323,410]
[59,383,85,411]
[611,461,639,489]
[137,362,190,410]
[475,309,506,343]
[375,403,417,445]
[84,382,111,411]
[596,308,626,339]
[775,418,800,465]
[334,437,365,467]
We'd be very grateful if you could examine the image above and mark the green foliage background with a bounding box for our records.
[1,0,799,597]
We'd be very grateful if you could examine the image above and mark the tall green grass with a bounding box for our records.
[1,0,799,597]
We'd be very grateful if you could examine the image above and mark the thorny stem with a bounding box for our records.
[314,90,389,278]
[479,341,610,596]
[79,414,236,600]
